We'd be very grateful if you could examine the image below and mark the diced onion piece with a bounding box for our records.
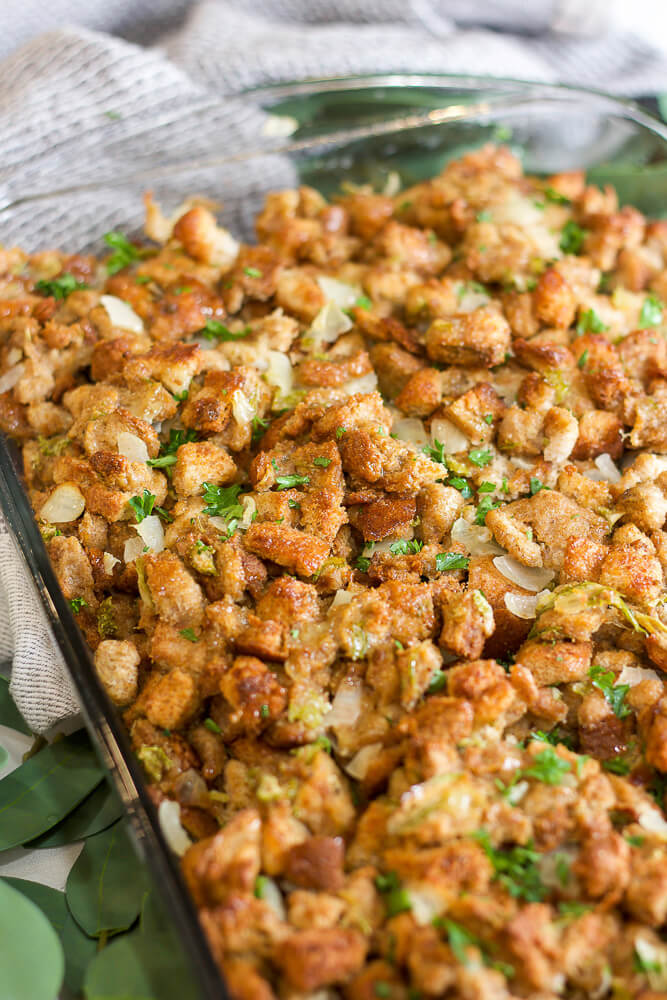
[316,276,361,310]
[493,555,554,593]
[264,350,293,399]
[40,483,85,523]
[123,536,145,563]
[510,456,536,470]
[308,302,353,348]
[158,799,192,857]
[329,589,354,612]
[0,362,25,394]
[405,886,445,926]
[382,171,401,197]
[634,936,667,990]
[504,589,551,619]
[341,371,378,396]
[103,551,120,574]
[135,515,165,554]
[618,664,661,687]
[638,804,667,839]
[6,347,22,366]
[456,287,489,313]
[117,431,149,464]
[429,418,469,454]
[231,389,255,424]
[257,876,286,921]
[240,495,256,530]
[491,194,543,227]
[326,683,362,728]
[392,418,428,449]
[451,517,504,556]
[539,846,579,890]
[585,453,622,484]
[100,294,144,334]
[344,742,382,779]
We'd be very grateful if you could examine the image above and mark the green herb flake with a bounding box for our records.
[374,984,391,999]
[204,718,222,734]
[389,539,423,556]
[147,428,198,469]
[478,481,496,493]
[475,496,500,525]
[427,670,447,694]
[436,552,469,572]
[448,476,474,500]
[201,482,244,533]
[260,704,270,719]
[422,440,447,465]
[34,272,87,299]
[335,426,346,440]
[275,472,310,491]
[127,489,156,523]
[468,447,493,467]
[355,556,371,572]
[476,210,493,222]
[385,887,412,917]
[69,597,87,613]
[355,295,372,310]
[523,747,571,786]
[199,318,250,342]
[589,664,631,719]
[103,231,141,274]
[483,413,494,424]
[473,830,545,902]
[576,308,608,334]
[544,186,571,205]
[313,456,332,468]
[173,389,189,402]
[639,293,663,329]
[179,628,199,643]
[529,477,548,495]
[244,266,263,278]
[559,219,586,255]
[577,349,589,369]
[441,919,479,967]
[254,875,268,899]
[251,415,268,441]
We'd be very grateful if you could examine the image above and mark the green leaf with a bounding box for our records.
[0,676,32,734]
[62,914,98,998]
[559,220,586,254]
[468,447,493,467]
[275,473,310,491]
[435,552,469,571]
[389,539,423,556]
[0,730,102,849]
[27,779,123,849]
[103,232,141,275]
[198,319,250,342]
[639,293,663,329]
[2,878,68,933]
[66,821,151,938]
[0,879,64,1000]
[83,923,198,1000]
[34,273,87,300]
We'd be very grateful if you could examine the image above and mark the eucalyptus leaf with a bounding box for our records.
[0,729,103,849]
[27,778,123,849]
[66,820,151,938]
[0,744,7,768]
[0,879,64,1000]
[62,913,98,999]
[0,675,31,734]
[83,923,199,1000]
[1,877,67,933]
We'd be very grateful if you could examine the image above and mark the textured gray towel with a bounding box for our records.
[1,1,666,732]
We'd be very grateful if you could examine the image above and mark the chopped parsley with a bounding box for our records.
[135,275,152,285]
[478,481,496,493]
[523,747,570,786]
[544,186,571,205]
[34,273,87,299]
[313,456,332,468]
[173,389,189,402]
[529,477,548,495]
[422,440,447,465]
[128,489,155,523]
[355,556,371,572]
[103,231,141,274]
[251,415,268,442]
[639,293,663,329]
[287,498,300,509]
[436,552,469,572]
[199,318,250,342]
[374,984,391,999]
[390,539,423,556]
[147,428,198,468]
[602,756,632,776]
[253,875,268,899]
[335,426,346,440]
[243,266,263,278]
[355,295,372,310]
[260,704,270,719]
[457,280,487,302]
[476,209,492,222]
[468,447,493,467]
[201,483,244,531]
[180,628,199,643]
[204,717,221,734]
[427,670,447,694]
[557,901,591,918]
[473,831,545,902]
[474,496,500,525]
[448,476,474,500]
[275,472,310,491]
[559,220,586,255]
[577,349,589,369]
[69,597,87,613]
[530,729,573,750]
[576,308,608,334]
[441,920,479,966]
[589,664,631,719]
[482,413,494,425]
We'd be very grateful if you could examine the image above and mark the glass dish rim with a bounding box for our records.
[1,70,667,998]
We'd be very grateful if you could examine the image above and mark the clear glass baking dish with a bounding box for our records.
[1,73,667,999]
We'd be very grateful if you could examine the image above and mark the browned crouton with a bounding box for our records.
[182,809,262,906]
[220,656,287,732]
[276,928,367,991]
[244,522,329,578]
[143,551,205,627]
[94,639,140,705]
[142,667,200,730]
[284,836,345,892]
[516,639,592,685]
[425,307,510,367]
[172,441,236,498]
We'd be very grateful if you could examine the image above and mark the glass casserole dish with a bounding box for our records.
[1,74,667,999]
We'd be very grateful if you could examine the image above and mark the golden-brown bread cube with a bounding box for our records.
[425,306,510,367]
[143,551,205,627]
[141,667,200,730]
[172,440,236,498]
[276,927,367,991]
[94,639,140,706]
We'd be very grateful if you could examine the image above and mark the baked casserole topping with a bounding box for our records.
[4,145,667,997]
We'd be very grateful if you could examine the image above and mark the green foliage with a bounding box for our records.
[103,231,141,274]
[589,664,631,719]
[559,219,586,254]
[198,319,250,341]
[389,539,423,556]
[0,880,64,999]
[35,272,87,299]
[473,831,545,902]
[435,552,469,571]
[27,780,123,849]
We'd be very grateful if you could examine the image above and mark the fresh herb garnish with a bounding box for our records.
[251,415,268,442]
[577,349,589,369]
[559,220,586,255]
[355,295,372,310]
[544,186,571,205]
[389,539,423,556]
[313,456,332,468]
[199,319,250,342]
[422,440,447,465]
[147,428,198,468]
[529,477,548,495]
[103,231,141,274]
[639,293,663,329]
[69,597,87,613]
[355,556,371,572]
[473,831,545,902]
[180,628,199,643]
[441,920,479,966]
[335,426,346,440]
[201,483,244,532]
[589,664,631,719]
[243,266,263,278]
[128,490,155,523]
[476,210,492,222]
[427,670,447,694]
[468,447,493,467]
[375,871,412,917]
[436,552,469,571]
[602,757,632,775]
[576,308,608,334]
[478,481,496,493]
[482,413,494,425]
[275,472,310,491]
[448,476,474,500]
[475,496,500,525]
[523,747,570,786]
[34,273,87,299]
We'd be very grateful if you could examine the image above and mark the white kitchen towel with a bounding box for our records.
[1,1,666,731]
